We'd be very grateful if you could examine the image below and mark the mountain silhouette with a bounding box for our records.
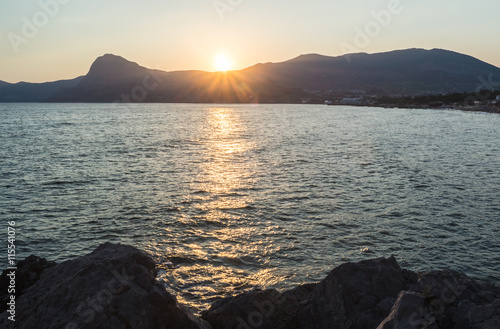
[1,48,499,103]
[241,49,500,94]
[80,54,150,87]
[0,77,83,102]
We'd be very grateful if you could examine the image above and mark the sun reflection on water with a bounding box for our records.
[154,107,285,313]
[199,107,255,193]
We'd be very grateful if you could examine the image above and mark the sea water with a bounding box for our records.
[1,103,499,311]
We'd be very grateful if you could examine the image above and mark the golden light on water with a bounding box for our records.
[153,107,287,313]
[199,107,254,195]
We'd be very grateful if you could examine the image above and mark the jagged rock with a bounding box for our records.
[202,257,420,329]
[296,256,419,329]
[0,243,210,329]
[2,245,500,329]
[202,288,300,329]
[201,281,318,329]
[468,303,496,324]
[377,291,439,329]
[0,255,56,313]
[418,270,500,328]
[378,270,500,329]
[283,283,317,305]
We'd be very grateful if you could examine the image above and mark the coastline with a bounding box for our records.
[1,243,499,329]
[1,100,499,115]
[327,102,500,114]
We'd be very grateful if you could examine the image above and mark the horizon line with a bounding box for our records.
[2,47,499,85]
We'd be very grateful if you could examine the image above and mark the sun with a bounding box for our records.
[215,53,233,72]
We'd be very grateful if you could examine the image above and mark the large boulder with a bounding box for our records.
[2,244,499,329]
[202,256,420,329]
[377,291,439,329]
[295,256,419,329]
[378,270,500,329]
[201,283,316,329]
[417,270,500,329]
[0,243,210,329]
[202,288,296,329]
[0,255,56,313]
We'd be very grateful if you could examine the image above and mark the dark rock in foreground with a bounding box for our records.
[201,288,298,329]
[0,255,56,313]
[1,244,499,329]
[295,257,420,329]
[201,257,500,329]
[0,243,210,329]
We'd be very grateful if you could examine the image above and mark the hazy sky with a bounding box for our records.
[1,0,499,83]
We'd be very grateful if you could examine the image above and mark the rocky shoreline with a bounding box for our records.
[1,243,499,329]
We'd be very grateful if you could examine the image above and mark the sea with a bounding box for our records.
[1,103,499,312]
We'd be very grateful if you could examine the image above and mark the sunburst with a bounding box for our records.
[215,53,233,72]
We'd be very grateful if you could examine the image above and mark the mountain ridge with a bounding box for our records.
[1,48,499,103]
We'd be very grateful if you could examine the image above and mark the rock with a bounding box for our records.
[468,304,496,324]
[418,270,500,328]
[494,298,500,310]
[283,283,317,305]
[2,244,499,329]
[296,256,419,329]
[0,243,210,329]
[201,281,316,329]
[202,288,299,329]
[377,291,439,329]
[0,255,56,313]
[202,262,500,329]
[482,316,500,329]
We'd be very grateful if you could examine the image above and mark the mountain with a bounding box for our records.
[49,54,300,103]
[0,77,84,102]
[1,48,499,103]
[241,48,500,94]
[48,54,160,102]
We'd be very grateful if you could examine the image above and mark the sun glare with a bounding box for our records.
[215,53,233,72]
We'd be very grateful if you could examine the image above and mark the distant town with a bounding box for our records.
[2,49,499,111]
[316,88,500,113]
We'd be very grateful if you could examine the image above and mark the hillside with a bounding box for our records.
[242,48,500,94]
[1,48,499,103]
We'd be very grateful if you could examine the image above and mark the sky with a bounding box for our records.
[0,0,499,83]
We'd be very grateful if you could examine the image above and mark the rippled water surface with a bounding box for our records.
[1,103,499,311]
